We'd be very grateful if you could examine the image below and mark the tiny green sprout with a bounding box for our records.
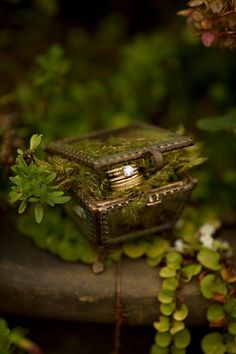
[29,134,42,151]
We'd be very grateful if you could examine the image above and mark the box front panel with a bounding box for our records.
[104,191,189,244]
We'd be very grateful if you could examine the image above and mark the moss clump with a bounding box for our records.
[70,127,175,158]
[50,143,205,202]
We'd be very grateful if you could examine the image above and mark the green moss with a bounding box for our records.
[51,143,204,200]
[48,143,205,223]
[70,128,175,158]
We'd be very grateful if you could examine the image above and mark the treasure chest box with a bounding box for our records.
[46,123,197,250]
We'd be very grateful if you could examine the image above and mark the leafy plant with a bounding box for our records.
[9,134,71,223]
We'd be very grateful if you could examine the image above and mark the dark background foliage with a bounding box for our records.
[0,1,236,354]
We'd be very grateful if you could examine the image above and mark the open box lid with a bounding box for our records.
[45,122,194,170]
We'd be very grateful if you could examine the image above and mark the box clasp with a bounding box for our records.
[147,193,162,206]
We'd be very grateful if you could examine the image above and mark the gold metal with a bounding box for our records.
[111,174,143,191]
[107,164,143,191]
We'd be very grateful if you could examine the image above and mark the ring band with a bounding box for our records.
[107,164,143,191]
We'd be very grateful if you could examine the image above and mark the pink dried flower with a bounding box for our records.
[178,0,236,49]
[201,31,216,47]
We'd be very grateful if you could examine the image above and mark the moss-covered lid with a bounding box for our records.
[46,123,193,170]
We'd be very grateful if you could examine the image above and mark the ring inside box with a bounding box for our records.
[46,123,198,249]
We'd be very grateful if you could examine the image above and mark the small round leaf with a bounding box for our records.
[150,344,169,354]
[146,237,170,258]
[207,304,225,323]
[170,321,185,335]
[174,329,191,349]
[123,240,148,258]
[154,316,170,333]
[147,256,162,267]
[160,302,176,316]
[181,264,202,282]
[228,322,236,336]
[197,248,221,271]
[158,289,175,304]
[159,267,176,278]
[173,304,189,321]
[162,278,179,291]
[201,332,226,354]
[155,332,172,348]
[226,334,236,354]
[171,345,186,354]
[166,252,183,270]
[200,274,227,299]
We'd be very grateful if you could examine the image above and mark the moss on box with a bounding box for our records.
[49,143,205,206]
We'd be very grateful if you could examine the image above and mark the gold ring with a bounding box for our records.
[106,164,143,191]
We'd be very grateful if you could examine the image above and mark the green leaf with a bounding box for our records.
[45,172,57,184]
[198,115,236,132]
[173,304,189,321]
[226,334,236,354]
[51,195,71,204]
[171,346,186,354]
[46,236,59,254]
[147,256,163,267]
[18,199,27,214]
[79,244,96,264]
[170,321,185,335]
[166,252,183,270]
[160,302,176,316]
[155,332,172,348]
[109,249,123,262]
[16,155,28,171]
[29,197,39,202]
[123,240,148,258]
[9,176,21,186]
[0,318,11,353]
[146,237,170,258]
[224,299,236,319]
[9,190,21,203]
[197,248,221,271]
[174,329,191,349]
[201,332,226,354]
[154,316,170,332]
[228,322,236,336]
[30,134,42,151]
[58,241,80,262]
[35,203,44,223]
[207,304,225,323]
[150,344,169,354]
[162,278,179,291]
[200,274,227,300]
[159,267,176,278]
[49,191,64,198]
[181,264,202,282]
[158,289,175,304]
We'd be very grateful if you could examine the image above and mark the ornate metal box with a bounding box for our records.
[46,123,197,251]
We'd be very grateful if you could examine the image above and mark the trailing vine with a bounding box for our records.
[150,214,236,354]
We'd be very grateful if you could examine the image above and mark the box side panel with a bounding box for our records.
[103,186,194,246]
